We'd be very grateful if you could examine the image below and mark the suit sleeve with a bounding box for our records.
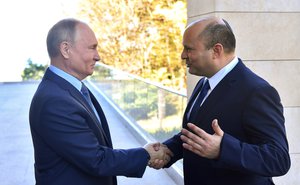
[163,132,183,167]
[37,96,149,178]
[215,85,291,176]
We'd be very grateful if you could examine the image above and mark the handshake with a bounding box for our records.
[143,143,173,169]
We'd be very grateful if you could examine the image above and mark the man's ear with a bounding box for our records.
[60,41,71,59]
[212,43,223,59]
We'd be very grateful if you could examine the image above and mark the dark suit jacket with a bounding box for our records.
[29,68,149,185]
[164,59,290,185]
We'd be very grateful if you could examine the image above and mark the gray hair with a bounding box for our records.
[46,18,81,58]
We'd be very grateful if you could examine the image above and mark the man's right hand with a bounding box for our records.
[144,143,173,169]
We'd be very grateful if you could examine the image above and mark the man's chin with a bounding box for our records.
[86,71,94,77]
[188,68,195,75]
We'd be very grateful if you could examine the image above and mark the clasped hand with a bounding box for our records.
[144,119,224,170]
[144,143,173,169]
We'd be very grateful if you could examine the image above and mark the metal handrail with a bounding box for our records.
[96,63,187,97]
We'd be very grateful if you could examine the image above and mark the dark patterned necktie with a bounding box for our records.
[81,83,101,123]
[189,80,210,121]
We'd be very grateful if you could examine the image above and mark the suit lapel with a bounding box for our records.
[44,68,112,147]
[187,60,243,128]
[69,89,112,147]
[90,93,113,147]
[183,78,205,125]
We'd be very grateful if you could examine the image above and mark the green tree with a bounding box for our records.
[78,0,187,91]
[22,58,47,80]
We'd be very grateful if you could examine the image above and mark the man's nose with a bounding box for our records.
[181,50,187,60]
[95,53,101,62]
[181,50,188,60]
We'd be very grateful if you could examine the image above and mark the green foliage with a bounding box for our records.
[22,58,47,80]
[110,80,181,121]
[90,65,112,80]
[122,83,157,120]
[150,127,180,142]
[78,0,187,91]
[90,65,187,139]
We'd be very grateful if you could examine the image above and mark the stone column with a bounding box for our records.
[186,0,300,184]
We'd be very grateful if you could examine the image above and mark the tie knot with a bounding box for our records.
[81,83,89,94]
[81,83,92,105]
[202,80,210,91]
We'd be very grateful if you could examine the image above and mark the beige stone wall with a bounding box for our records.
[186,0,300,184]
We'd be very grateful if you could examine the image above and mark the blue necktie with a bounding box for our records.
[81,83,101,123]
[189,80,210,121]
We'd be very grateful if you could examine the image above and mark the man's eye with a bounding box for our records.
[90,45,98,50]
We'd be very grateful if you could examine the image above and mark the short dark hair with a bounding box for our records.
[199,19,236,53]
[46,18,80,58]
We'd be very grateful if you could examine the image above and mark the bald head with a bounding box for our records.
[186,17,236,54]
[186,17,224,30]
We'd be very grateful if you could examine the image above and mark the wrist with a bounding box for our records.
[147,152,152,165]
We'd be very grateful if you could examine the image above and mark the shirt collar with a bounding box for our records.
[49,65,82,92]
[207,56,239,90]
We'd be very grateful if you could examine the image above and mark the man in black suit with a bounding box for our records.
[29,18,171,185]
[151,16,290,185]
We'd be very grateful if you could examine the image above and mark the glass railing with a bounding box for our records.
[90,63,187,142]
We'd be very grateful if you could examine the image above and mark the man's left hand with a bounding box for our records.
[180,119,224,159]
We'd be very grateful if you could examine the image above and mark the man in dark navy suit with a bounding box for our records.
[29,18,171,185]
[151,16,291,185]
